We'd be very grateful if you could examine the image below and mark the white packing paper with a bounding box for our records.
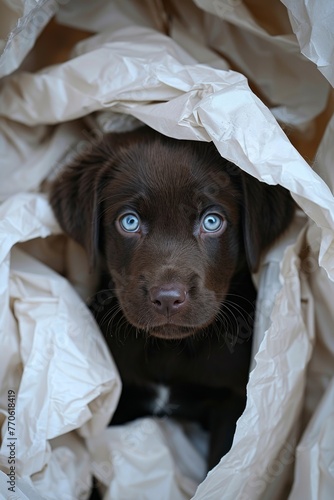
[192,0,330,126]
[0,194,121,493]
[289,376,334,499]
[87,418,206,500]
[282,0,334,87]
[0,119,84,203]
[0,1,334,499]
[0,0,61,78]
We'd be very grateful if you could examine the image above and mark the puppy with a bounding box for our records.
[50,125,294,469]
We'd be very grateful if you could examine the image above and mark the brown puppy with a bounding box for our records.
[50,126,294,469]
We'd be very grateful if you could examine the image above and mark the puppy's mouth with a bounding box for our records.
[116,284,222,339]
[147,324,200,339]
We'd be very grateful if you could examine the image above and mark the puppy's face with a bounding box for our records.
[100,136,244,338]
[50,126,294,340]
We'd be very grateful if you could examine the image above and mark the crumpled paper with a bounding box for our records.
[55,0,331,126]
[0,194,121,494]
[289,377,334,499]
[0,0,61,78]
[0,1,334,499]
[282,0,334,87]
[87,418,207,500]
[192,0,330,126]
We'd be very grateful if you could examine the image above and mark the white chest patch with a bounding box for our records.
[151,384,171,415]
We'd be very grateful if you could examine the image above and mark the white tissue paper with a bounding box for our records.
[0,1,334,499]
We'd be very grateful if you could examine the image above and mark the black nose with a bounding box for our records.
[149,284,187,317]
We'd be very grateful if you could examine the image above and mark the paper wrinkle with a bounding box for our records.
[195,0,297,45]
[30,432,92,500]
[16,236,99,302]
[55,0,330,125]
[193,0,330,125]
[0,120,84,202]
[57,0,231,71]
[289,377,334,500]
[0,194,60,262]
[85,111,144,134]
[299,222,334,432]
[0,194,121,480]
[56,0,161,34]
[87,418,206,500]
[313,113,334,193]
[0,0,60,78]
[281,0,334,87]
[0,0,329,124]
[251,210,308,363]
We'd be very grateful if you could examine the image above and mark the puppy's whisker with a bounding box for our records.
[214,309,239,345]
[225,292,257,308]
[99,303,122,325]
[223,301,255,331]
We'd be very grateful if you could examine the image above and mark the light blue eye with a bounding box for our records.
[120,213,140,232]
[202,213,223,232]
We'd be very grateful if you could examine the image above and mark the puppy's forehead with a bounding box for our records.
[107,138,241,207]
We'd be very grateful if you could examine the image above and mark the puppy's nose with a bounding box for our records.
[149,284,187,317]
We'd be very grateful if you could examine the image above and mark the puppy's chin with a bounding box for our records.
[147,324,200,340]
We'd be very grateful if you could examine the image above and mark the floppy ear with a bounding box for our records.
[241,172,295,273]
[49,142,112,270]
[49,126,151,269]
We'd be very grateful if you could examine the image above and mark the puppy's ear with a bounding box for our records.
[49,142,112,270]
[241,172,295,273]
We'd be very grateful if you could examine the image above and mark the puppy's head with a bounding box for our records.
[50,126,294,339]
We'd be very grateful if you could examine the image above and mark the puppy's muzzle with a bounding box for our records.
[149,283,188,318]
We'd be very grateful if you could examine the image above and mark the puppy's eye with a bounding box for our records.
[119,213,140,232]
[201,213,224,233]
